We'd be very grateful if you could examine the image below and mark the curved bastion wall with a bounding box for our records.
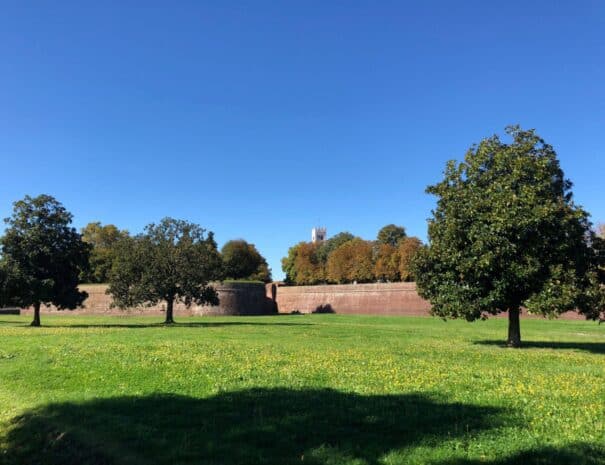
[21,282,276,316]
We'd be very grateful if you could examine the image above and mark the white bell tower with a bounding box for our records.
[311,227,327,243]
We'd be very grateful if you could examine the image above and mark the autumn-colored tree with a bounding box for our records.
[293,242,324,285]
[373,243,399,282]
[398,237,423,281]
[327,239,374,284]
[316,232,355,264]
[282,241,325,285]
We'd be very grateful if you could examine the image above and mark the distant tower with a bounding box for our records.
[312,227,327,243]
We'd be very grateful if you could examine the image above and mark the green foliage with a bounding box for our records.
[294,242,325,285]
[377,224,407,247]
[0,315,604,464]
[413,126,605,345]
[80,222,129,283]
[107,218,222,323]
[221,239,271,283]
[281,242,301,284]
[0,262,8,308]
[0,195,89,325]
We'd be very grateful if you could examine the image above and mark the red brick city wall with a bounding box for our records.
[271,282,431,316]
[21,282,276,316]
[17,281,585,320]
[268,282,585,320]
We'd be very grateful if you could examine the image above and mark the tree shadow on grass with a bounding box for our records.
[1,388,507,465]
[474,340,605,355]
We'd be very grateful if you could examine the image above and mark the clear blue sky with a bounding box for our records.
[1,1,604,280]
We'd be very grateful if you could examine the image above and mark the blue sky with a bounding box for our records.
[1,1,604,280]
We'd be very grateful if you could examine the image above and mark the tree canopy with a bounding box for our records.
[107,218,222,324]
[221,239,271,283]
[281,242,324,285]
[377,224,407,247]
[0,195,90,326]
[398,237,423,282]
[327,238,374,284]
[80,222,129,283]
[316,232,355,264]
[413,126,605,347]
[373,243,399,282]
[281,229,421,285]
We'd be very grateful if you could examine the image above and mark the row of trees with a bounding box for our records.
[281,225,422,285]
[0,195,270,326]
[80,223,271,284]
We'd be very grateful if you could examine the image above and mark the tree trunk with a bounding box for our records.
[30,302,41,327]
[164,298,175,324]
[507,308,521,348]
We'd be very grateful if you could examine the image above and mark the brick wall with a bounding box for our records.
[270,282,430,315]
[17,281,586,320]
[21,282,276,316]
[268,282,585,320]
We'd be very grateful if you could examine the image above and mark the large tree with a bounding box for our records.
[281,242,322,285]
[108,218,222,324]
[327,238,374,284]
[221,239,271,283]
[0,195,90,326]
[413,126,604,347]
[80,222,129,283]
[377,224,407,247]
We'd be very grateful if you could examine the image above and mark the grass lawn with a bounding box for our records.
[0,314,604,465]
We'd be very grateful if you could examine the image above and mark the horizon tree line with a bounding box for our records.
[281,225,423,285]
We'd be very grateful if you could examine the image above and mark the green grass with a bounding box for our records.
[0,314,604,465]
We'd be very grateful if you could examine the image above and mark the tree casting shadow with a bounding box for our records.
[2,388,506,465]
[474,340,605,355]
